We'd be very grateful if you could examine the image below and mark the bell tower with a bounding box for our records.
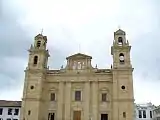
[111,29,134,120]
[27,33,50,70]
[20,33,50,120]
[111,29,132,69]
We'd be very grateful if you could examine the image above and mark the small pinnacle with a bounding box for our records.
[118,25,121,29]
[41,28,43,35]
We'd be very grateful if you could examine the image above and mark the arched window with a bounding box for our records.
[119,53,125,63]
[118,37,123,45]
[37,41,41,47]
[33,56,38,65]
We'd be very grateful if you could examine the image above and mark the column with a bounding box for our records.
[57,82,64,120]
[84,81,90,120]
[92,81,98,120]
[65,82,71,120]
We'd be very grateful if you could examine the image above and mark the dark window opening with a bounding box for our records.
[75,91,81,101]
[6,119,11,120]
[0,108,3,115]
[139,110,142,118]
[50,93,55,101]
[48,113,54,120]
[150,111,152,118]
[101,114,108,120]
[118,37,123,45]
[0,118,3,120]
[143,110,146,118]
[119,53,125,63]
[8,108,12,115]
[28,110,31,115]
[14,109,19,115]
[102,93,107,101]
[123,112,126,118]
[13,119,18,120]
[37,41,41,47]
[33,56,38,65]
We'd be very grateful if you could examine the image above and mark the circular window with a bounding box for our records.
[121,85,125,90]
[30,86,34,89]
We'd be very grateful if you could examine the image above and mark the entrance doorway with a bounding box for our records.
[48,113,55,120]
[73,111,81,120]
[101,114,108,120]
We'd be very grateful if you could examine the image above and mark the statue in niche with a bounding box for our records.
[77,61,82,69]
[82,62,85,69]
[72,61,77,70]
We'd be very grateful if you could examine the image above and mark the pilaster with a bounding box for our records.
[57,82,64,120]
[64,82,71,120]
[84,81,90,120]
[91,81,98,120]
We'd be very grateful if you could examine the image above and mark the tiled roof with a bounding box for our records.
[0,100,21,107]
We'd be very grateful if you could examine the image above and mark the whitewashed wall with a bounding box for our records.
[0,107,21,120]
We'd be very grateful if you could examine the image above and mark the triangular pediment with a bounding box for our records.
[114,29,126,35]
[66,53,92,60]
[35,34,43,38]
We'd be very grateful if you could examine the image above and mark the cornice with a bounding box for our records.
[112,68,134,72]
[22,97,44,102]
[112,98,135,102]
[46,79,113,83]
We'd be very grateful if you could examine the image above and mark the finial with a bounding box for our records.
[41,28,43,35]
[118,25,121,29]
[30,44,33,49]
[78,44,81,53]
[61,65,63,69]
[95,64,97,68]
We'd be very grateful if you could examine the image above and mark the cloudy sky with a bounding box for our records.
[0,0,160,105]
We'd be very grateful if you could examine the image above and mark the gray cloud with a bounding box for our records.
[132,31,160,81]
[1,0,160,104]
[0,1,68,92]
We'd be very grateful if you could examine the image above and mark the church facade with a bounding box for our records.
[20,29,134,120]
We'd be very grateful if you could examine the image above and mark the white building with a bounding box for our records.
[153,105,160,120]
[0,100,21,120]
[135,103,156,120]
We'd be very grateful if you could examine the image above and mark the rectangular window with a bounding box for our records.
[75,91,81,101]
[123,112,126,118]
[102,93,107,101]
[8,108,12,115]
[138,110,142,118]
[143,110,146,118]
[7,119,11,120]
[50,93,55,101]
[14,109,19,115]
[28,110,31,115]
[13,119,18,120]
[101,114,108,120]
[0,108,3,115]
[150,111,152,118]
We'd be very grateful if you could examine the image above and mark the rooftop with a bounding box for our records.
[0,100,21,107]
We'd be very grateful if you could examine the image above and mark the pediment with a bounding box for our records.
[66,53,92,60]
[114,29,126,35]
[35,34,47,41]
